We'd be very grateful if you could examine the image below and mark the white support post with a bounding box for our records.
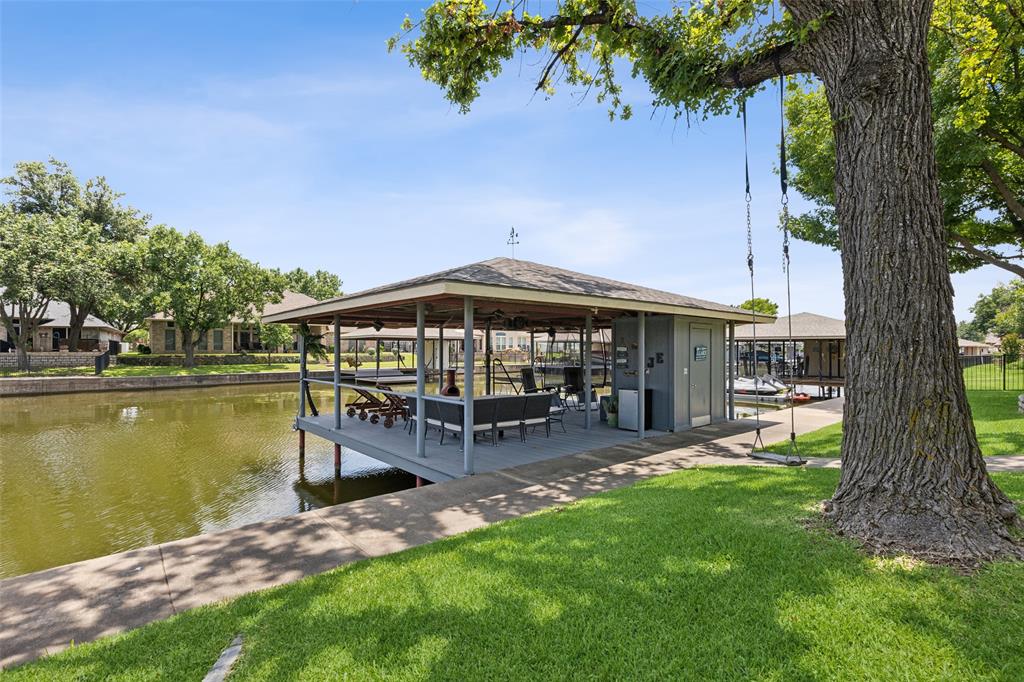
[416,303,426,458]
[727,321,736,420]
[637,311,645,440]
[334,315,341,429]
[463,297,475,475]
[584,312,593,429]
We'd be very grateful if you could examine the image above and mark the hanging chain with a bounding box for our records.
[740,97,764,447]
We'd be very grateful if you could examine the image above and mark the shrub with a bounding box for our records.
[138,344,152,355]
[1002,333,1021,363]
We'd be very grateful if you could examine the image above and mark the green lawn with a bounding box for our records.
[963,359,1024,390]
[8,468,1024,680]
[766,391,1024,457]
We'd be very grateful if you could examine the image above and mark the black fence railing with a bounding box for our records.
[960,355,1023,391]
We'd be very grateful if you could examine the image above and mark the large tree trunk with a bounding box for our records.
[181,329,196,368]
[66,302,93,352]
[799,0,1022,561]
[16,342,30,372]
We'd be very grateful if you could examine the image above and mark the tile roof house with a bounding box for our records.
[0,300,123,352]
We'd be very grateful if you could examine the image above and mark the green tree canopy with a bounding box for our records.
[283,268,343,300]
[2,158,150,348]
[738,297,779,316]
[960,279,1024,341]
[785,2,1024,277]
[147,226,285,367]
[0,208,75,369]
[258,323,295,363]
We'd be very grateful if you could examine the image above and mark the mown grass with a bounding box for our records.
[766,391,1024,457]
[8,468,1023,681]
[962,359,1024,390]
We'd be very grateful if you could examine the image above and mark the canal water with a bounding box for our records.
[0,383,416,578]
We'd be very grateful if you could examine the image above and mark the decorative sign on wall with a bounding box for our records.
[615,346,629,367]
[693,344,709,361]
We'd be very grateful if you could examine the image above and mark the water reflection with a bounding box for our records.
[0,383,414,578]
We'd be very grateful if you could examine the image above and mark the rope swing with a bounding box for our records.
[743,67,805,466]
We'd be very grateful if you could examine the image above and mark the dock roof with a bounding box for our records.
[263,258,768,329]
[734,312,846,341]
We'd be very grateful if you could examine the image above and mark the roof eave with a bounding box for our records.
[262,280,772,325]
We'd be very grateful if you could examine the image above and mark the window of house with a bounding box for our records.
[213,329,224,351]
[164,325,176,351]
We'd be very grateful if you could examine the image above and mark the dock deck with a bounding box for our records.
[298,407,656,482]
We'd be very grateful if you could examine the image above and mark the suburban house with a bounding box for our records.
[0,301,124,353]
[958,338,997,357]
[147,291,329,354]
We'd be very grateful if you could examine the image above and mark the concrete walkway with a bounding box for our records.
[0,397,1017,669]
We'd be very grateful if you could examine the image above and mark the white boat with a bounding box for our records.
[732,375,783,395]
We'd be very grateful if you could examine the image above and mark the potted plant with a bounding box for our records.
[606,395,619,429]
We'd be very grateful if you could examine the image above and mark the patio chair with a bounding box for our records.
[438,399,497,446]
[406,397,443,438]
[547,391,566,433]
[491,395,527,443]
[522,393,553,439]
[561,366,584,411]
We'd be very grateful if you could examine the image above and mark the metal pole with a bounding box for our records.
[529,330,535,366]
[438,324,445,392]
[334,315,341,429]
[728,321,736,420]
[298,332,307,419]
[637,312,645,440]
[584,313,592,429]
[416,302,427,458]
[463,297,475,475]
[298,331,306,455]
[375,338,381,379]
[484,320,492,395]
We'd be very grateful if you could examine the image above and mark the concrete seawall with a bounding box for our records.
[0,370,336,398]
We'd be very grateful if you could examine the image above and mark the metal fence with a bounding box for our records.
[960,355,1024,391]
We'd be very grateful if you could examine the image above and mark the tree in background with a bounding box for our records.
[2,159,149,349]
[1002,333,1021,363]
[147,226,285,368]
[0,209,67,369]
[785,2,1023,278]
[258,323,295,363]
[738,298,779,317]
[96,238,160,335]
[959,280,1024,341]
[283,268,343,301]
[394,0,1022,560]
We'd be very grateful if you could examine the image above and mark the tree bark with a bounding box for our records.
[181,328,196,368]
[794,0,1023,561]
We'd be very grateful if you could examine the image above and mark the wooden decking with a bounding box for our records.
[297,407,655,482]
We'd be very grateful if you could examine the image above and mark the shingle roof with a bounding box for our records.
[150,290,319,323]
[316,258,751,317]
[734,312,846,341]
[2,300,120,334]
[958,338,995,348]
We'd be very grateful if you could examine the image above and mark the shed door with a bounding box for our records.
[690,325,712,427]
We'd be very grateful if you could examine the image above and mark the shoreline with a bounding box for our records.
[0,369,338,397]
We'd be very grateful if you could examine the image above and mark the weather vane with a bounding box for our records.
[507,226,520,259]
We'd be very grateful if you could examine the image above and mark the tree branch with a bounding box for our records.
[953,235,1024,278]
[717,41,806,88]
[980,158,1024,221]
[980,124,1024,161]
[536,22,586,91]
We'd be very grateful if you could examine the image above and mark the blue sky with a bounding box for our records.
[1,1,1006,321]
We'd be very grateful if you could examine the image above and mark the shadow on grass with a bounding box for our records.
[13,468,1024,680]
